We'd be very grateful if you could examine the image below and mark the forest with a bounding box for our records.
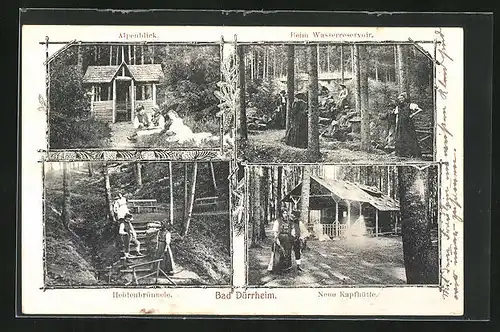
[44,161,231,286]
[47,43,221,149]
[247,164,439,287]
[236,43,435,163]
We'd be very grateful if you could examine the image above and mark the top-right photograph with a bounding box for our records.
[237,42,436,163]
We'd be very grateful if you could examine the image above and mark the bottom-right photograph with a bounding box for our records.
[246,164,440,288]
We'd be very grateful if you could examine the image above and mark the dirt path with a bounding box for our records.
[242,129,422,163]
[248,225,406,287]
[109,122,137,149]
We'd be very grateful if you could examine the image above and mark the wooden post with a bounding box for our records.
[286,45,295,132]
[335,200,339,237]
[340,45,344,83]
[128,45,131,64]
[152,84,157,105]
[375,209,379,237]
[183,162,198,236]
[90,85,95,117]
[130,80,135,120]
[237,45,248,141]
[112,79,116,123]
[169,162,174,223]
[347,200,351,228]
[210,162,218,192]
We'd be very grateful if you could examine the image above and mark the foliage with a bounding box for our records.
[49,54,112,148]
[246,79,279,117]
[159,46,220,121]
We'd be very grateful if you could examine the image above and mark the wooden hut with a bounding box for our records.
[282,175,400,238]
[82,61,164,123]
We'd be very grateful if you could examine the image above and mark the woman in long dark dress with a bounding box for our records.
[156,220,175,275]
[284,93,309,148]
[394,92,422,158]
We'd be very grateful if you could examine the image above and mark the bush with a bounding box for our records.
[246,79,279,117]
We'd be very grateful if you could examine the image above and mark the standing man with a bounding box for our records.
[118,213,142,258]
[289,210,304,272]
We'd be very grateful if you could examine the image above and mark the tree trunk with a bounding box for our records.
[307,45,320,161]
[396,44,410,94]
[250,49,254,79]
[183,162,198,236]
[128,45,131,64]
[184,163,189,222]
[359,45,371,151]
[103,164,114,222]
[299,165,311,228]
[253,167,262,242]
[286,45,295,132]
[62,163,71,229]
[276,166,283,218]
[77,45,83,72]
[327,45,331,72]
[340,45,344,83]
[237,45,248,141]
[375,65,379,81]
[86,162,93,177]
[109,46,113,65]
[135,162,142,187]
[169,162,174,224]
[398,166,439,284]
[262,167,269,226]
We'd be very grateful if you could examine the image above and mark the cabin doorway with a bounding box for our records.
[115,80,133,122]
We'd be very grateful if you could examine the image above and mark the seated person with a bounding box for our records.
[128,105,165,141]
[164,110,213,145]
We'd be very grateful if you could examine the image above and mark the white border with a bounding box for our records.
[21,25,463,316]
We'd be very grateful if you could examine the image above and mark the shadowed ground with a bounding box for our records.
[248,225,407,287]
[240,129,424,163]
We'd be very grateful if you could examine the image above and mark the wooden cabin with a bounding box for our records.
[282,175,400,238]
[82,61,164,123]
[278,72,353,93]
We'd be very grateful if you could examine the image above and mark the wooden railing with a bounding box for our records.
[123,258,163,286]
[307,223,349,238]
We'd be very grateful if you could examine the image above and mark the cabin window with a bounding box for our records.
[135,84,153,100]
[93,84,112,101]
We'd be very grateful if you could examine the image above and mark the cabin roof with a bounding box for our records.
[282,175,399,211]
[82,63,164,83]
[278,72,353,82]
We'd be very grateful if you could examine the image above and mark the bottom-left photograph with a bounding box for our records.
[42,161,231,287]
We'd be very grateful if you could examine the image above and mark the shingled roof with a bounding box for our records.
[283,175,400,212]
[82,62,164,83]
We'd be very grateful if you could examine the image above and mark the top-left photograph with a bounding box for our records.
[46,41,230,150]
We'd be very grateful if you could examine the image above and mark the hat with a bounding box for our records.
[398,92,408,99]
[124,213,133,220]
[339,84,346,88]
[152,104,160,111]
